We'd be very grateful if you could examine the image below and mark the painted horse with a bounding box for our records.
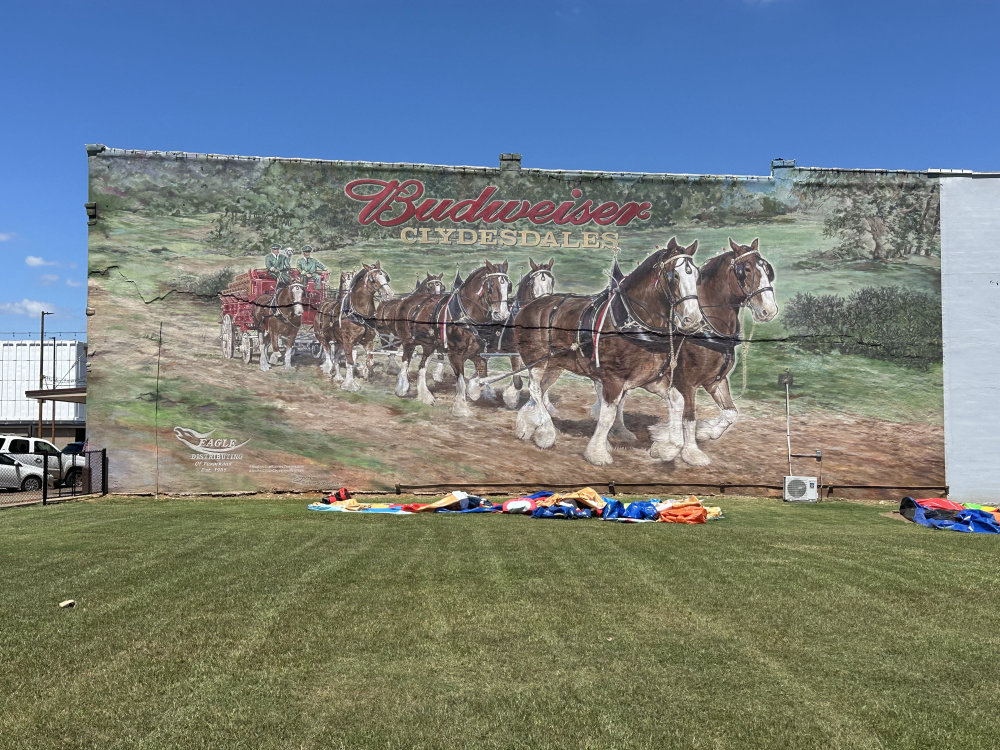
[470,257,558,408]
[314,262,393,391]
[642,238,779,465]
[512,238,704,466]
[375,272,447,377]
[314,269,355,381]
[390,259,511,417]
[251,270,305,372]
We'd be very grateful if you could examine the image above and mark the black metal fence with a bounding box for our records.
[41,449,108,504]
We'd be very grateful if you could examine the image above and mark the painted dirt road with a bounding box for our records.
[88,285,943,498]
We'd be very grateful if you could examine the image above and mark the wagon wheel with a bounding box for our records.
[241,332,254,365]
[221,314,235,359]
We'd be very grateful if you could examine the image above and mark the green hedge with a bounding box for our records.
[783,286,942,369]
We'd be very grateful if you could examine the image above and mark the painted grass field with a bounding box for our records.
[2,496,996,749]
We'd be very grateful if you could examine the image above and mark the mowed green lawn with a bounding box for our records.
[2,496,996,749]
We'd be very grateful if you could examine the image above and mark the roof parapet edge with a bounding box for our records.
[93,147,774,181]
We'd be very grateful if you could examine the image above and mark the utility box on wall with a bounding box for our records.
[783,476,818,502]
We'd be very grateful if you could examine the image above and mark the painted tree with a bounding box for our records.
[822,178,940,260]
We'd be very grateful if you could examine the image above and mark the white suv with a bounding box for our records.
[0,453,49,492]
[0,436,85,488]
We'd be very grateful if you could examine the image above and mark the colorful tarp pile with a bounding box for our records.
[899,496,1000,534]
[308,487,722,524]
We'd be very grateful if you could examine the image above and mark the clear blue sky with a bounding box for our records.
[1,0,997,336]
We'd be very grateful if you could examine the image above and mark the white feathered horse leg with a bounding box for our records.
[696,378,740,442]
[584,382,624,466]
[258,330,271,372]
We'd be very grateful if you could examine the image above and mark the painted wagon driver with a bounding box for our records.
[296,245,328,286]
[264,243,291,283]
[264,244,294,316]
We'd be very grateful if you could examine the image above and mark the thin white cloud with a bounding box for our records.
[0,232,14,242]
[66,278,83,287]
[39,274,60,285]
[25,255,57,267]
[0,299,54,316]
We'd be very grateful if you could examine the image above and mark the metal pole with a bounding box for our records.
[785,381,792,476]
[38,312,49,437]
[50,336,56,442]
[154,322,162,499]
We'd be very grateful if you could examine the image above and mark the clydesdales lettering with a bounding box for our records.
[344,180,652,229]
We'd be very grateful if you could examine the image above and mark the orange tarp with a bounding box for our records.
[657,497,709,524]
[536,487,607,512]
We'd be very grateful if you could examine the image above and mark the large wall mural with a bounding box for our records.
[86,150,944,494]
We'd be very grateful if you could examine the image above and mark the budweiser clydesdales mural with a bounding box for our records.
[86,149,943,494]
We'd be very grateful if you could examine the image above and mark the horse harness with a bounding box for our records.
[688,249,775,385]
[552,254,698,369]
[408,271,511,351]
[336,267,390,334]
[485,267,555,355]
[265,279,305,328]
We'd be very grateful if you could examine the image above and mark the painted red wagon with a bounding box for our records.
[219,269,329,364]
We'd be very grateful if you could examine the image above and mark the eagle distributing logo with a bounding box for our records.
[173,426,250,456]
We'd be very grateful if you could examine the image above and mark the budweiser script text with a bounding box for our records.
[344,180,653,228]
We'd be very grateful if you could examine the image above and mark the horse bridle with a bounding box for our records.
[459,270,510,321]
[654,254,699,309]
[524,267,555,291]
[340,267,390,323]
[268,276,304,326]
[422,277,445,294]
[694,249,775,339]
[729,249,774,303]
[614,253,700,334]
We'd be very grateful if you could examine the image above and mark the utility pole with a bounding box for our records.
[38,311,52,437]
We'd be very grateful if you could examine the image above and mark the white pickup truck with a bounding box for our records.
[0,435,85,488]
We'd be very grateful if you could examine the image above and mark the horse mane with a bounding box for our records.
[516,269,533,299]
[620,245,684,293]
[698,249,736,282]
[461,264,488,290]
[349,267,369,296]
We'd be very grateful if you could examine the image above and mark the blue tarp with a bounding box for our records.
[531,505,592,520]
[603,500,659,521]
[900,497,1000,534]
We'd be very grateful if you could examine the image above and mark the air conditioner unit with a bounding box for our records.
[783,476,818,502]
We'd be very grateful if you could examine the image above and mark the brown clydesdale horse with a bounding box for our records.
[486,258,556,407]
[390,259,511,417]
[315,269,354,382]
[512,238,704,466]
[374,272,447,377]
[640,238,778,465]
[251,270,305,372]
[313,262,393,391]
[451,259,556,405]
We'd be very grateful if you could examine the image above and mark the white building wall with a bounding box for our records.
[0,340,86,422]
[941,177,1000,501]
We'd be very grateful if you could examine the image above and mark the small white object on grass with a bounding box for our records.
[59,600,76,608]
